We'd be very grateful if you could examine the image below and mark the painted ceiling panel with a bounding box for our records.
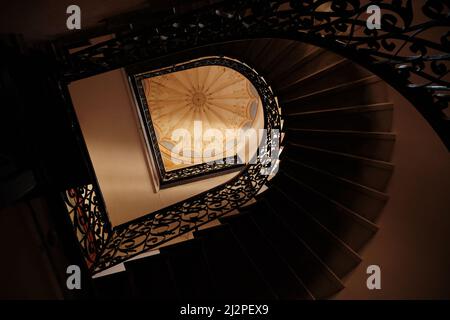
[142,65,262,171]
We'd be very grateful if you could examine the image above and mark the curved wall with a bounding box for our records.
[335,85,450,299]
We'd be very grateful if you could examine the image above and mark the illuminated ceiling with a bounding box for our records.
[142,64,263,171]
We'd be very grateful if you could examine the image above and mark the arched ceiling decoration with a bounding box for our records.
[142,65,263,171]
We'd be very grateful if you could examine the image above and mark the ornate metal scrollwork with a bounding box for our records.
[61,0,450,148]
[62,185,111,268]
[95,163,271,271]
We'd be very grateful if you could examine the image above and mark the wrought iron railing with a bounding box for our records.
[62,57,280,273]
[63,185,111,269]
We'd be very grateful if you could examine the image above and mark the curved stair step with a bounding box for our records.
[270,45,323,84]
[220,213,313,299]
[281,75,379,104]
[218,40,253,58]
[124,252,177,299]
[281,76,387,113]
[245,201,343,298]
[194,225,276,300]
[93,271,133,299]
[280,160,388,222]
[258,40,298,75]
[286,129,396,161]
[285,103,394,132]
[279,58,375,99]
[161,239,216,300]
[268,173,379,251]
[0,170,36,208]
[276,48,342,90]
[278,58,350,95]
[262,188,362,278]
[236,38,275,68]
[244,38,272,63]
[282,143,394,191]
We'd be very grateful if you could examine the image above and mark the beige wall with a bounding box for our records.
[331,0,450,299]
[335,85,450,299]
[69,69,244,226]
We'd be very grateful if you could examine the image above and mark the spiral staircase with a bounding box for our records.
[93,38,395,299]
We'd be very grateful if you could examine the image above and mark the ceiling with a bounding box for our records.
[142,64,263,171]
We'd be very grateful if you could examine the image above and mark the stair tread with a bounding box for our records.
[285,129,395,161]
[251,38,274,65]
[249,200,345,298]
[267,41,314,80]
[286,128,396,138]
[283,143,394,191]
[94,271,133,299]
[161,239,216,299]
[285,103,394,118]
[284,102,393,132]
[263,187,362,278]
[285,142,394,169]
[284,158,389,200]
[194,224,276,299]
[266,173,378,251]
[278,58,349,93]
[282,79,388,113]
[280,160,388,221]
[220,213,314,299]
[124,252,177,299]
[275,48,337,87]
[281,75,379,104]
[246,39,271,63]
[271,46,324,83]
[0,170,36,208]
[261,40,297,72]
[281,58,376,100]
